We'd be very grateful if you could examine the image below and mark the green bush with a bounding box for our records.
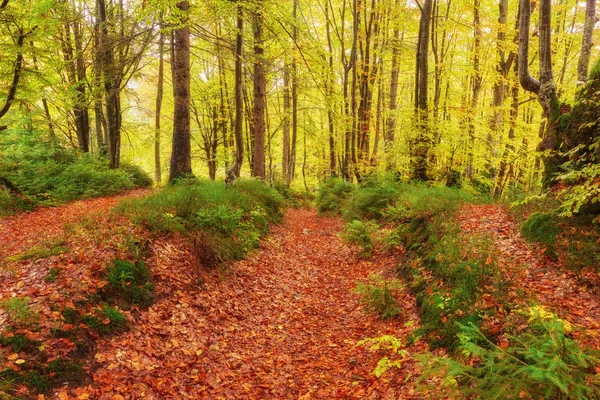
[272,181,314,208]
[521,212,561,258]
[343,180,400,220]
[119,163,153,188]
[316,178,354,215]
[104,259,154,307]
[353,274,403,319]
[342,219,378,258]
[119,179,283,265]
[0,129,149,213]
[421,307,600,399]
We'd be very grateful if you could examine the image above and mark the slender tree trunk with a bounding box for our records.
[97,0,121,168]
[385,3,402,171]
[282,63,291,180]
[227,5,245,184]
[466,0,482,177]
[577,0,596,84]
[72,13,90,152]
[252,6,266,179]
[168,1,192,182]
[288,0,299,185]
[325,0,336,177]
[154,30,164,183]
[412,0,433,181]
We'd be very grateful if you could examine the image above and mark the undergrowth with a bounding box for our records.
[119,178,283,267]
[420,307,600,399]
[0,128,152,214]
[353,274,403,319]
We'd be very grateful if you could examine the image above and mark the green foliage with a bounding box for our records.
[358,335,408,377]
[119,179,283,265]
[272,181,314,208]
[104,259,154,307]
[0,334,40,353]
[521,212,561,258]
[353,274,403,319]
[316,178,354,215]
[342,220,378,258]
[0,297,39,326]
[62,305,126,335]
[421,307,600,399]
[0,129,149,213]
[44,267,60,283]
[343,177,400,220]
[119,163,153,188]
[0,187,33,216]
[7,238,67,262]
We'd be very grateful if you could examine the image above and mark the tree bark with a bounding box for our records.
[168,1,192,182]
[577,0,596,83]
[412,0,433,181]
[96,0,121,168]
[155,30,164,183]
[252,6,266,179]
[226,5,245,184]
[282,63,291,180]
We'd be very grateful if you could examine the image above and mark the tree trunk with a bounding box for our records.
[288,0,299,185]
[577,0,596,84]
[168,1,192,182]
[252,6,266,179]
[226,5,245,184]
[154,30,164,183]
[325,0,336,177]
[282,63,291,180]
[385,1,402,171]
[412,0,433,181]
[97,0,121,168]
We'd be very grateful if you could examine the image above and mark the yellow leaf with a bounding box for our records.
[14,359,26,365]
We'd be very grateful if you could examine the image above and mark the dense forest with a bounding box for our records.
[2,0,600,398]
[0,0,597,194]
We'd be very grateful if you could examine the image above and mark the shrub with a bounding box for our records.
[0,129,148,213]
[343,180,400,221]
[358,335,408,377]
[272,181,314,207]
[316,178,354,215]
[119,163,153,188]
[421,307,600,399]
[521,212,561,259]
[342,220,378,258]
[353,274,403,319]
[0,297,39,326]
[119,179,283,265]
[104,259,154,307]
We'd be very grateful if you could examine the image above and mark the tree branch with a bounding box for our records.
[0,32,25,121]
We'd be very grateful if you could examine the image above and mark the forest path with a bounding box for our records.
[458,204,600,349]
[0,188,151,264]
[85,209,426,399]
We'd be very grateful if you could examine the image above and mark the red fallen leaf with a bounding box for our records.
[102,318,111,325]
[441,316,448,323]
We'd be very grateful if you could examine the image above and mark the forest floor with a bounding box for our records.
[1,196,600,399]
[459,204,600,350]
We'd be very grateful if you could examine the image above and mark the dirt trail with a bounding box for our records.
[459,203,600,348]
[0,189,151,263]
[83,209,424,399]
